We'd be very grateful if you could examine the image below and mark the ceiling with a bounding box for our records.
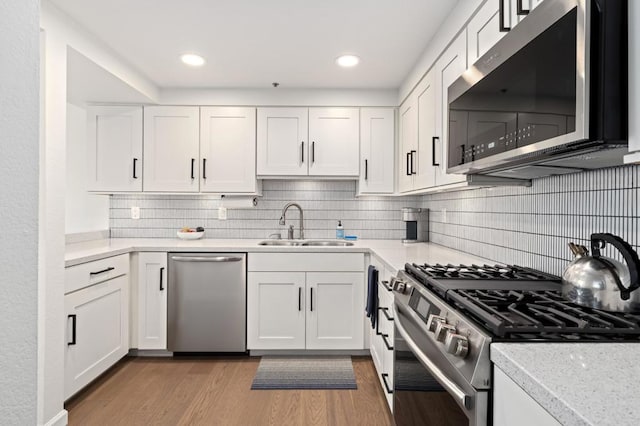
[50,0,457,90]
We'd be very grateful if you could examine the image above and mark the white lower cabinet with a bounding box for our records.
[493,367,561,426]
[64,274,129,399]
[247,253,365,350]
[136,252,168,350]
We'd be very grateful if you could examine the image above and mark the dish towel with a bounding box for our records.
[365,265,379,329]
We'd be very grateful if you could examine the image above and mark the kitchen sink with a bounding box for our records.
[257,240,354,247]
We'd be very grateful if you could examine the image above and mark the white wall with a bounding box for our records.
[0,0,40,424]
[66,102,110,234]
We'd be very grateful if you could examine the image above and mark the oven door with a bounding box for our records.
[393,304,488,426]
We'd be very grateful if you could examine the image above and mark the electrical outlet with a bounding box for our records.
[218,206,227,220]
[442,208,447,223]
[131,206,140,220]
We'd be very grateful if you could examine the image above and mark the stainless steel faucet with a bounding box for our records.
[279,202,304,240]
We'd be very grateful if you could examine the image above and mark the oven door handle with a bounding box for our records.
[393,304,472,410]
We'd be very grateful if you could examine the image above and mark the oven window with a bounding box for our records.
[394,351,468,426]
[448,7,577,167]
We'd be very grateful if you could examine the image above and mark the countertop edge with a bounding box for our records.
[491,344,593,426]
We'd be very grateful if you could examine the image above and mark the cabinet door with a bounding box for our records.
[137,252,167,350]
[306,272,364,350]
[64,275,129,399]
[143,106,200,192]
[87,106,142,192]
[467,0,505,66]
[398,96,418,193]
[308,108,360,176]
[435,31,468,187]
[256,107,308,176]
[200,107,257,193]
[415,70,438,189]
[359,108,395,194]
[247,272,306,349]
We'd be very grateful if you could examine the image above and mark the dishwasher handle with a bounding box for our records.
[170,255,244,262]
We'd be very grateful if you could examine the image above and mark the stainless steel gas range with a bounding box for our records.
[390,263,640,426]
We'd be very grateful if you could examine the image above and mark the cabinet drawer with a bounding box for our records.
[65,254,129,294]
[248,253,364,272]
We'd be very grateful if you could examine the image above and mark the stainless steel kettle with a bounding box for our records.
[562,233,640,312]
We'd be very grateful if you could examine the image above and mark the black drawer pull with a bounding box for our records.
[68,314,77,346]
[159,267,165,291]
[381,373,393,394]
[376,307,384,336]
[380,307,394,322]
[90,266,115,276]
[381,280,393,292]
[381,333,394,351]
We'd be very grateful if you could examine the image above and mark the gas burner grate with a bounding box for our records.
[447,289,640,340]
[409,263,559,281]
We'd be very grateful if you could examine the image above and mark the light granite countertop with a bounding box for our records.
[64,238,493,270]
[492,343,640,426]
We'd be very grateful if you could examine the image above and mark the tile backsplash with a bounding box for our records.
[423,164,640,276]
[110,180,420,240]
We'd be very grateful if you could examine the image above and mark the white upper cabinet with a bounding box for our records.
[308,108,360,176]
[358,108,395,194]
[143,106,200,192]
[200,107,257,193]
[398,96,418,193]
[468,0,505,66]
[434,31,468,187]
[87,106,142,192]
[415,70,438,189]
[257,107,308,176]
[257,107,360,177]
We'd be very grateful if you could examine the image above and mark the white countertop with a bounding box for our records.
[492,343,640,426]
[64,238,491,270]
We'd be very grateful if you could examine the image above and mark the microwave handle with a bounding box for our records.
[432,137,440,167]
[499,0,511,32]
[393,304,472,410]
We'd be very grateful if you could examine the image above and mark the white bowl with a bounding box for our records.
[177,231,204,240]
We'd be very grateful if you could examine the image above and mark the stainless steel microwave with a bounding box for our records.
[447,0,627,179]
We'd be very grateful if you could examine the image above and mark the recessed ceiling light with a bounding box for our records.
[336,55,360,68]
[180,53,206,67]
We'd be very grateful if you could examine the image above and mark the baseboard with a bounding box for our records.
[43,409,67,426]
[250,349,370,357]
[128,349,173,357]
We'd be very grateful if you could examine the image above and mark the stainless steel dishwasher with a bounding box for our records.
[167,253,246,353]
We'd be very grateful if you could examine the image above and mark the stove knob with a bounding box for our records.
[434,321,456,342]
[444,333,469,358]
[426,314,446,333]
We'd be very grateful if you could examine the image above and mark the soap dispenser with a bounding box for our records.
[336,221,344,239]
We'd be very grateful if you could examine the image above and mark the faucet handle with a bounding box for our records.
[287,225,295,240]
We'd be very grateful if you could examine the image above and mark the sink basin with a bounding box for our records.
[257,240,304,246]
[257,240,354,247]
[302,240,354,247]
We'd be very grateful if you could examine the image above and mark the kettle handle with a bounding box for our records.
[591,233,640,299]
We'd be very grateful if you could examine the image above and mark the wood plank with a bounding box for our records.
[66,356,394,426]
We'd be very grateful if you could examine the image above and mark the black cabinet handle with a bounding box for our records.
[310,287,314,312]
[410,150,416,175]
[68,314,77,346]
[202,159,207,179]
[381,280,393,292]
[432,137,440,166]
[376,307,383,336]
[311,141,315,164]
[381,334,394,350]
[190,158,195,179]
[381,373,393,394]
[406,152,411,176]
[90,266,115,276]
[133,158,138,179]
[364,159,368,180]
[301,141,304,163]
[298,287,302,311]
[159,267,165,291]
[516,0,530,15]
[380,307,394,321]
[499,0,511,32]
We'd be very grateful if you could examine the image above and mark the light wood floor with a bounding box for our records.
[65,356,394,426]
